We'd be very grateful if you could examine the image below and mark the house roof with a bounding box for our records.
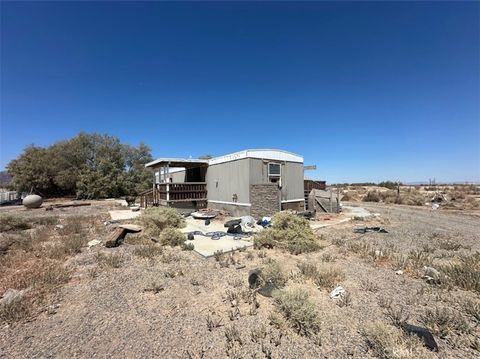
[146,149,303,169]
[145,158,209,169]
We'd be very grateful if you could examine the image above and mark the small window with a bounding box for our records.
[268,163,281,177]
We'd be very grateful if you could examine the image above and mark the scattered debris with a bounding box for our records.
[401,323,438,352]
[46,303,60,315]
[421,266,441,284]
[54,224,65,230]
[431,203,440,210]
[248,268,276,297]
[329,286,346,300]
[23,194,43,209]
[105,228,128,248]
[353,227,388,234]
[88,239,101,247]
[395,270,404,275]
[117,224,142,232]
[191,211,216,220]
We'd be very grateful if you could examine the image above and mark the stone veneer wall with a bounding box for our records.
[249,184,280,218]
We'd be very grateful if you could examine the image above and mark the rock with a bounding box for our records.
[0,288,25,306]
[330,286,346,300]
[54,224,65,230]
[23,195,43,209]
[88,239,101,247]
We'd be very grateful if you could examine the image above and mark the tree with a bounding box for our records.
[7,133,154,199]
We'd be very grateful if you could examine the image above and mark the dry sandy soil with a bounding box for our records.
[0,200,479,358]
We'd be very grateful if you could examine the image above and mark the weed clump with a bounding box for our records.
[133,244,163,258]
[137,207,185,237]
[272,287,320,337]
[362,322,435,359]
[261,260,288,288]
[254,212,319,254]
[440,253,480,293]
[159,228,186,247]
[0,215,30,232]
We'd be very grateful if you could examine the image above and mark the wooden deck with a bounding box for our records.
[139,182,207,208]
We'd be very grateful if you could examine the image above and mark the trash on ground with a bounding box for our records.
[88,239,101,247]
[248,268,276,297]
[191,211,216,220]
[54,224,65,230]
[395,270,404,275]
[401,323,438,351]
[354,227,388,234]
[257,216,271,227]
[329,286,346,300]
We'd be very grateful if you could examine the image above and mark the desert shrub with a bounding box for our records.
[32,216,58,226]
[159,228,186,247]
[137,207,185,237]
[462,298,480,323]
[182,242,194,251]
[272,287,320,337]
[363,191,381,202]
[314,268,344,289]
[0,294,31,322]
[297,261,344,289]
[420,306,470,338]
[362,322,435,359]
[134,244,163,258]
[440,253,480,293]
[297,261,318,279]
[46,235,84,259]
[378,181,400,190]
[0,215,30,232]
[262,260,288,288]
[254,212,320,254]
[95,252,124,268]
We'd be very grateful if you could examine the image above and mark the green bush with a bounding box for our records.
[272,287,320,337]
[254,212,319,254]
[137,207,185,237]
[159,227,186,247]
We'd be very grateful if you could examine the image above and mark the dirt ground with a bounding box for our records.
[0,201,479,358]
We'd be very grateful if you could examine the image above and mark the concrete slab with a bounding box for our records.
[180,216,255,257]
[109,210,141,221]
[342,205,372,219]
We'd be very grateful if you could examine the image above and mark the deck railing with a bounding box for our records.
[139,182,207,207]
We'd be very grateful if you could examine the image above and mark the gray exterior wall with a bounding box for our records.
[248,159,304,202]
[205,158,250,203]
[155,157,304,214]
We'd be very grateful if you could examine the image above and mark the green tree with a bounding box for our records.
[7,133,154,199]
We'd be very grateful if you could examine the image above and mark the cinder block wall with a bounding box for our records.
[250,184,280,218]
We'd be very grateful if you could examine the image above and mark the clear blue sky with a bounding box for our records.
[1,1,479,183]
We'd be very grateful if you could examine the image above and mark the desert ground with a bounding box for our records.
[0,198,479,358]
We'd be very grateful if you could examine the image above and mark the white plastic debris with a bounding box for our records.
[329,286,345,300]
[395,270,404,275]
[54,224,64,230]
[88,239,101,247]
[431,204,439,210]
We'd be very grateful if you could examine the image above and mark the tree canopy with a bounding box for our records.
[7,133,153,198]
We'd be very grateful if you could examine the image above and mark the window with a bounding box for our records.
[268,163,281,177]
[268,163,281,183]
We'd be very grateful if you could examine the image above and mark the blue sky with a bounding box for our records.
[1,1,479,183]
